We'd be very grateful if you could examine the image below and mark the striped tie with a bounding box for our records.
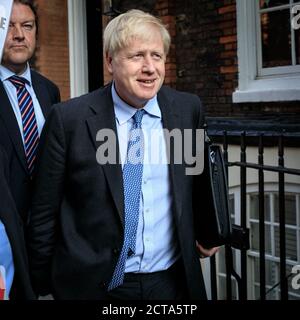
[9,75,39,175]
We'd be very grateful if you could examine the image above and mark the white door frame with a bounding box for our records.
[67,0,89,98]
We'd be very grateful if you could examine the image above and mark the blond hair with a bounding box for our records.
[103,9,171,57]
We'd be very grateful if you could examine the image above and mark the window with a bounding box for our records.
[217,189,300,300]
[249,192,300,300]
[233,0,300,102]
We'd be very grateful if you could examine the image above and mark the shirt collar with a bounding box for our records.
[0,63,32,86]
[112,82,161,125]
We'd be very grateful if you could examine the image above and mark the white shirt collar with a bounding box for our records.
[112,82,161,125]
[0,63,32,86]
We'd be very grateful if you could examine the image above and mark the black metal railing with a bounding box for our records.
[209,131,300,300]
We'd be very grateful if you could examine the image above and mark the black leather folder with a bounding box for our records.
[194,143,232,248]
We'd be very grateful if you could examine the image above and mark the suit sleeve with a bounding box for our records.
[28,105,66,295]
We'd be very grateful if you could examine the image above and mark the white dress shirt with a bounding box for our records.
[112,84,180,274]
[0,64,45,146]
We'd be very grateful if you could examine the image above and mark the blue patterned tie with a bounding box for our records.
[9,75,39,175]
[108,109,145,291]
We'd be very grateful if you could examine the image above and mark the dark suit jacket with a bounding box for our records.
[28,84,208,300]
[0,146,35,300]
[0,69,61,223]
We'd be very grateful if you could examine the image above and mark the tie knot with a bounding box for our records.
[133,109,145,127]
[9,75,30,89]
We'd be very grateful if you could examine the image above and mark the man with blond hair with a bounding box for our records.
[28,9,217,300]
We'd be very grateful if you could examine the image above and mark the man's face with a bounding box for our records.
[2,3,36,74]
[106,25,166,108]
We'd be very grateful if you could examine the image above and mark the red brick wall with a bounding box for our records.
[174,0,234,115]
[155,0,177,88]
[35,0,70,101]
[217,1,238,114]
[32,0,300,115]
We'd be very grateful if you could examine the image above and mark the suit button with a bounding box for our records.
[113,248,120,255]
[99,281,106,289]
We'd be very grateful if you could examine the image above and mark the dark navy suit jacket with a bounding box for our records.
[0,69,60,223]
[28,84,208,300]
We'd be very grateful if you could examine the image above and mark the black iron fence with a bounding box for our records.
[209,132,300,300]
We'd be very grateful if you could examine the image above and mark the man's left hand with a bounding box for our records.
[196,241,219,258]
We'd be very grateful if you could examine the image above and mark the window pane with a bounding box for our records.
[253,257,280,299]
[254,257,260,283]
[261,10,292,67]
[286,195,297,225]
[260,0,290,9]
[217,276,227,300]
[286,228,297,260]
[254,284,261,300]
[275,226,297,260]
[218,246,226,274]
[265,224,272,254]
[274,226,279,257]
[265,194,270,221]
[229,195,235,217]
[254,259,280,299]
[265,260,280,300]
[266,287,279,299]
[250,195,259,219]
[258,264,300,300]
[250,222,272,254]
[250,194,270,220]
[254,258,278,286]
[217,276,238,300]
[251,222,259,250]
[231,278,238,300]
[274,194,296,225]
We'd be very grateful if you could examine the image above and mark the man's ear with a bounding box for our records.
[105,52,113,74]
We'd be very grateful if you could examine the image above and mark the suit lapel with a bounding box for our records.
[0,83,28,173]
[86,86,125,225]
[85,85,185,225]
[158,88,184,222]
